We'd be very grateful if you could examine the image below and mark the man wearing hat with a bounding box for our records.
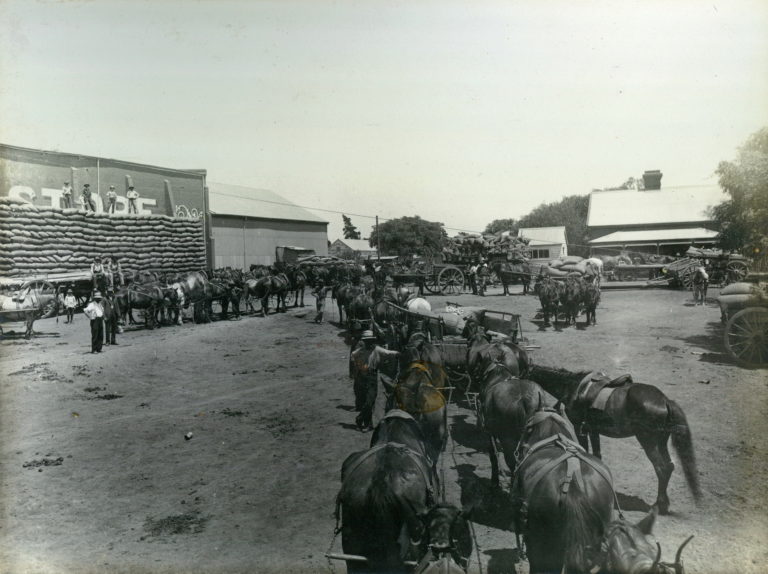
[349,330,400,431]
[62,182,73,209]
[83,291,105,353]
[91,256,105,290]
[102,289,121,346]
[106,185,118,213]
[81,183,95,212]
[63,287,78,324]
[310,280,329,324]
[126,185,139,214]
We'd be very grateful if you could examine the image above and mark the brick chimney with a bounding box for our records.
[642,170,662,190]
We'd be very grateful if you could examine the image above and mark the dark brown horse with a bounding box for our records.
[490,260,531,295]
[511,406,614,574]
[466,328,529,390]
[337,411,436,574]
[537,276,560,327]
[582,280,600,326]
[477,362,554,487]
[561,275,583,326]
[393,361,448,477]
[285,265,308,307]
[414,504,474,574]
[333,283,361,324]
[527,364,701,514]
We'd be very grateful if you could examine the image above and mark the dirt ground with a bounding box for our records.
[0,284,766,574]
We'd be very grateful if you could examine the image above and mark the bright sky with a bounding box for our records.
[1,0,767,241]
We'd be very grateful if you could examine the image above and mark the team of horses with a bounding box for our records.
[538,274,602,328]
[337,293,697,573]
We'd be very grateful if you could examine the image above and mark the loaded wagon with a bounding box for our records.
[649,248,750,289]
[717,282,768,368]
[0,270,94,317]
[390,254,466,296]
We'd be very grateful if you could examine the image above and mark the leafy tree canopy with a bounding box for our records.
[484,195,590,257]
[484,218,518,235]
[369,216,447,256]
[712,127,768,257]
[342,214,361,240]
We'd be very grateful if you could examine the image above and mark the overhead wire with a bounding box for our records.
[207,189,711,256]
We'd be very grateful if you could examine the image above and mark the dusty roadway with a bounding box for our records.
[0,285,766,574]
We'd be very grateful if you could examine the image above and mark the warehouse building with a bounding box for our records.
[517,227,568,261]
[587,171,726,256]
[207,182,328,268]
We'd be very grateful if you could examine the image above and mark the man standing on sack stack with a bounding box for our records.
[83,291,105,353]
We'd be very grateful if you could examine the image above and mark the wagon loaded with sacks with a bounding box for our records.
[717,282,768,368]
[389,254,466,296]
[649,247,750,289]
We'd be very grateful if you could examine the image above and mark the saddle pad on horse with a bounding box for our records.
[575,372,633,413]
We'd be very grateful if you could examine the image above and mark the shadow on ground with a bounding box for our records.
[456,463,514,531]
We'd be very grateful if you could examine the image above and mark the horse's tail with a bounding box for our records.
[563,477,605,571]
[668,399,701,502]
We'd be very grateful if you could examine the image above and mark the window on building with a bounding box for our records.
[529,248,551,259]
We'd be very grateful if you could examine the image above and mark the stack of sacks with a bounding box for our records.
[545,256,586,277]
[0,197,205,276]
[443,232,531,263]
[717,282,768,310]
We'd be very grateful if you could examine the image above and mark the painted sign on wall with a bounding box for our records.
[0,144,207,219]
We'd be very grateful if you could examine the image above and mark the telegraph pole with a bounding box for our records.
[376,215,380,261]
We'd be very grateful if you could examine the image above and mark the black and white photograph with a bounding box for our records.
[0,1,766,573]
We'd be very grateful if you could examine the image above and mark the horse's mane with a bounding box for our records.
[528,364,590,388]
[563,480,608,570]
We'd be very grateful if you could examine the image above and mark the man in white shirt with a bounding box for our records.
[62,182,73,208]
[349,330,400,431]
[106,185,118,213]
[63,288,78,324]
[127,186,139,214]
[83,291,105,353]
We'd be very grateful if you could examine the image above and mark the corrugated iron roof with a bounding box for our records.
[589,227,719,244]
[334,238,377,252]
[588,185,726,228]
[518,226,567,246]
[208,182,328,224]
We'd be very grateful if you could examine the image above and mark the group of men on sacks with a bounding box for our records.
[60,181,140,214]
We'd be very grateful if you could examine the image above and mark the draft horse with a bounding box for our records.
[511,404,694,574]
[528,364,701,514]
[336,411,437,574]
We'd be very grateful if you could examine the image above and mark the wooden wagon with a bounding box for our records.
[717,283,768,368]
[390,255,466,296]
[648,250,750,289]
[0,270,94,317]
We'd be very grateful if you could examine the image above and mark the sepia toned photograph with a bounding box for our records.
[0,1,766,573]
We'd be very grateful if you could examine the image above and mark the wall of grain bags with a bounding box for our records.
[0,197,205,276]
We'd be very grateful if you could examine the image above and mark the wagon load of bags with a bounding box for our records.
[543,256,601,279]
[0,197,206,277]
[442,232,531,263]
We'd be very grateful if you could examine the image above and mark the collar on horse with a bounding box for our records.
[408,361,433,381]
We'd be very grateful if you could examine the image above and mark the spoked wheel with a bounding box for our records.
[424,275,440,295]
[438,267,464,295]
[724,307,768,368]
[680,268,694,290]
[726,260,749,285]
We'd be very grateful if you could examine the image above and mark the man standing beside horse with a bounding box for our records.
[350,330,400,432]
[102,289,121,346]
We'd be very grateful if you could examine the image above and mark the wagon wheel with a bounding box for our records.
[726,260,749,285]
[424,274,441,295]
[724,307,768,368]
[438,267,464,295]
[680,268,694,290]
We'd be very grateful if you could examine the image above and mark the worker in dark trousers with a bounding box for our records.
[350,330,400,431]
[102,289,120,346]
[311,280,329,323]
[83,291,105,353]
